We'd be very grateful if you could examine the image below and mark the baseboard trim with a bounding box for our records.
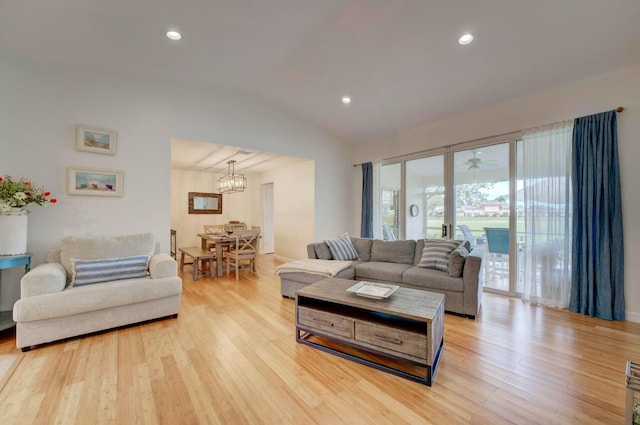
[274,255,294,263]
[626,311,640,323]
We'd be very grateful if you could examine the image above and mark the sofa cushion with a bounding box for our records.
[418,239,462,272]
[324,233,360,260]
[314,243,333,260]
[60,233,156,279]
[448,246,469,278]
[13,276,182,323]
[352,238,373,261]
[370,240,415,264]
[355,262,412,283]
[414,239,425,265]
[70,254,150,287]
[402,266,464,292]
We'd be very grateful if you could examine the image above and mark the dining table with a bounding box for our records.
[196,232,260,277]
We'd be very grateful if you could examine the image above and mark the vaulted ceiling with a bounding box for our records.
[2,0,640,169]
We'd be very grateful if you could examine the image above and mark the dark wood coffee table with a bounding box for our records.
[295,277,444,386]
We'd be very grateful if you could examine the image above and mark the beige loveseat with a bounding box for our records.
[13,233,182,351]
[278,237,484,318]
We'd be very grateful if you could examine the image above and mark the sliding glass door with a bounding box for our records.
[378,137,521,295]
[380,163,401,240]
[452,143,514,293]
[405,155,445,240]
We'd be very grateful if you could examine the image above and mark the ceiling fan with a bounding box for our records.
[464,150,499,170]
[466,150,482,170]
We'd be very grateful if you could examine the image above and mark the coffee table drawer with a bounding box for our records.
[355,322,427,360]
[298,306,354,338]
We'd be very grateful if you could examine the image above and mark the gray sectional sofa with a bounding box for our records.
[279,237,484,318]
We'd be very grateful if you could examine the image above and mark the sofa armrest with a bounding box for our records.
[20,263,67,298]
[461,247,485,317]
[149,253,178,279]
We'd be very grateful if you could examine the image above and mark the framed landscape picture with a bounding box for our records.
[76,125,117,155]
[67,167,123,197]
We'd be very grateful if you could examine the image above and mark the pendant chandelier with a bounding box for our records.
[218,160,247,194]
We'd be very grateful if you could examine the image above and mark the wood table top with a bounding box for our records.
[296,277,444,323]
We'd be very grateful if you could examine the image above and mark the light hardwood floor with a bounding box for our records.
[0,255,638,424]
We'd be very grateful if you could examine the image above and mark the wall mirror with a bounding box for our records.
[188,192,222,214]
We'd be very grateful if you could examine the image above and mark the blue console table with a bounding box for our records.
[0,253,31,331]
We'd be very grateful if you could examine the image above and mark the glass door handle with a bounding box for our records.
[442,224,453,238]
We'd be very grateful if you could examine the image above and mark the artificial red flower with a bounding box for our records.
[50,199,57,204]
[1,175,54,212]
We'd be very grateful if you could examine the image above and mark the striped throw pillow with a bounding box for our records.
[418,239,462,272]
[70,255,150,287]
[324,233,359,261]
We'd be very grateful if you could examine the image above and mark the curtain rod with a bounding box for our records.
[352,106,624,167]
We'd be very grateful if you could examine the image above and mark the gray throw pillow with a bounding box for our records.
[448,245,469,277]
[314,243,333,260]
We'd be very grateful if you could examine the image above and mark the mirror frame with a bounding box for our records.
[188,192,223,214]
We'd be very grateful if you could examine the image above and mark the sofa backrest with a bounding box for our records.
[308,242,332,259]
[307,237,374,261]
[370,239,416,264]
[308,237,473,267]
[58,233,156,278]
[351,238,373,261]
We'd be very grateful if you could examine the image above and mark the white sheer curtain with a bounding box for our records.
[520,121,573,308]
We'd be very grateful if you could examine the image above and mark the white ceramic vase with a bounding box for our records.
[0,208,28,255]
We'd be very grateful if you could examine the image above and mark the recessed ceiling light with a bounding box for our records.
[166,30,182,41]
[458,33,474,45]
[341,96,352,105]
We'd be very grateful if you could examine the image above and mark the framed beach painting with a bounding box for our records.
[76,125,117,155]
[67,167,123,197]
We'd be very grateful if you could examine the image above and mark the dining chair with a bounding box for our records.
[224,222,247,232]
[204,224,224,234]
[222,229,260,280]
[203,224,225,252]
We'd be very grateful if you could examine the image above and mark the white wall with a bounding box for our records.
[170,169,259,249]
[0,58,354,309]
[354,62,640,322]
[254,160,315,262]
[170,159,314,262]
